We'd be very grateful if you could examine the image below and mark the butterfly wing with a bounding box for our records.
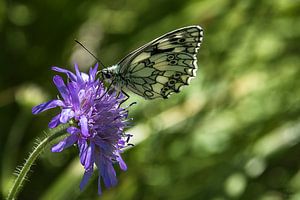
[117,26,204,99]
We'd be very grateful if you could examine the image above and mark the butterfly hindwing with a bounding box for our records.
[116,26,203,99]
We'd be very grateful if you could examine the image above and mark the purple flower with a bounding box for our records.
[32,64,132,195]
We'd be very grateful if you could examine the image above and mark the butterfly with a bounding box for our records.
[100,25,204,100]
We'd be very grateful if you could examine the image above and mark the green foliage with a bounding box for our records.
[1,0,299,199]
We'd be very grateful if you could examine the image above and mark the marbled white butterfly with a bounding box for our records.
[100,25,204,100]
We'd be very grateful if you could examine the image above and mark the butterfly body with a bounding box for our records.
[101,26,204,100]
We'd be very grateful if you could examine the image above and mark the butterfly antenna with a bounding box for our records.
[74,39,106,70]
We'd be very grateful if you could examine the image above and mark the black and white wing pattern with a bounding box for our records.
[116,26,204,99]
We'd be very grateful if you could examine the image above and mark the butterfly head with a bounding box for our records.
[99,65,119,83]
[101,69,112,78]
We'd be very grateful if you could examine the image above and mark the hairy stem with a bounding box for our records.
[7,123,71,200]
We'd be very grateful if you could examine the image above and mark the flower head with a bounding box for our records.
[32,64,131,194]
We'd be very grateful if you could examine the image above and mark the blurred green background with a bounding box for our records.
[1,0,300,199]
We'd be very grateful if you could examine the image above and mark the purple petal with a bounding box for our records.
[68,82,80,110]
[52,66,76,81]
[51,134,78,152]
[94,137,113,152]
[67,126,80,134]
[116,154,127,171]
[81,143,94,170]
[78,139,87,152]
[78,139,88,166]
[80,116,89,137]
[96,156,117,188]
[89,64,98,81]
[53,75,69,102]
[60,108,74,123]
[32,99,64,114]
[81,73,89,82]
[49,113,61,128]
[103,163,117,188]
[80,168,94,191]
[74,64,84,85]
[118,139,126,147]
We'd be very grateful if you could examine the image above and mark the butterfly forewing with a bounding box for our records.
[116,26,203,99]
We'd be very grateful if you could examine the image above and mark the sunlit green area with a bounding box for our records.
[1,0,300,199]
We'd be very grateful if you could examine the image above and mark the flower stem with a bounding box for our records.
[7,123,71,200]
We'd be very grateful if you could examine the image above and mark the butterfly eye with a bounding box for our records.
[103,73,112,79]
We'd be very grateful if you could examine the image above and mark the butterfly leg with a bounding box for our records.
[119,90,129,106]
[99,80,115,100]
[118,90,138,108]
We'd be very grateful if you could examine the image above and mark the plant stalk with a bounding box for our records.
[7,123,71,200]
